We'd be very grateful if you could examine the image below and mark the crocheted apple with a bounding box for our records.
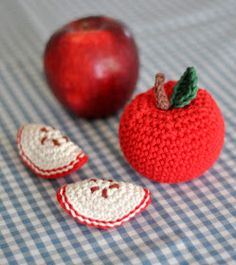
[57,178,151,229]
[119,67,224,183]
[17,124,88,179]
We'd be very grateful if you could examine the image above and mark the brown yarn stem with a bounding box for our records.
[154,73,170,110]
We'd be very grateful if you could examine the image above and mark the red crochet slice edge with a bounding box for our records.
[57,186,152,229]
[17,127,88,179]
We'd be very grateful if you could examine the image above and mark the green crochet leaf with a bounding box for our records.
[170,67,198,108]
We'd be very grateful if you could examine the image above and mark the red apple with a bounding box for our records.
[44,16,139,118]
[119,68,225,183]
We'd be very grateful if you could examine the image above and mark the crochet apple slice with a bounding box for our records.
[17,124,88,179]
[57,178,151,229]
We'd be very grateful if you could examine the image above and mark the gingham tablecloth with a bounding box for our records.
[1,1,236,264]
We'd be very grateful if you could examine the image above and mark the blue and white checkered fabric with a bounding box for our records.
[1,1,236,264]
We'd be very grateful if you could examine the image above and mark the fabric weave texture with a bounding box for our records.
[1,0,235,264]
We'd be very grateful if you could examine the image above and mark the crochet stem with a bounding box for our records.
[154,73,170,110]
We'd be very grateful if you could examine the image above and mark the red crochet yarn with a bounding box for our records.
[119,80,225,183]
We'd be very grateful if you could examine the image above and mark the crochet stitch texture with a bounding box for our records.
[57,178,151,229]
[17,124,88,178]
[119,81,225,183]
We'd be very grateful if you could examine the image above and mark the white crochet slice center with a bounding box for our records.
[20,124,84,170]
[65,178,145,222]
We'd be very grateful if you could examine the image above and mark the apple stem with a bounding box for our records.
[154,73,170,110]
